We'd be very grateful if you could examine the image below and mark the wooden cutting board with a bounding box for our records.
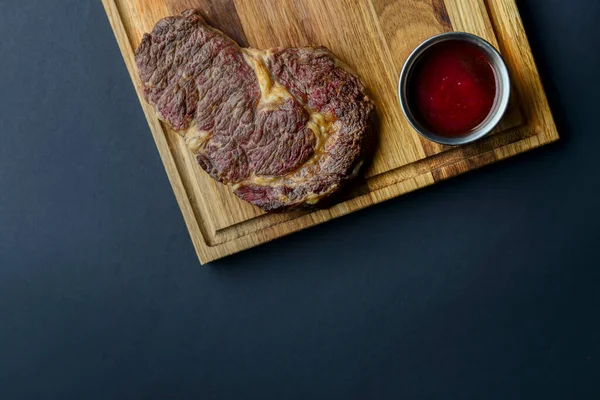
[102,0,559,264]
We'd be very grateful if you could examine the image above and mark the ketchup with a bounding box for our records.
[408,40,497,137]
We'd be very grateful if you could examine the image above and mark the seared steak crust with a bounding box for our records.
[135,9,374,211]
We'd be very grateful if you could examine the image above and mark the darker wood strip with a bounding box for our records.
[432,0,452,31]
[167,0,249,46]
[432,149,496,180]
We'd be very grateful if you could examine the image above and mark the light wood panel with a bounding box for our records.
[101,0,559,264]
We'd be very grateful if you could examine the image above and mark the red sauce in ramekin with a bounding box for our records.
[408,40,497,137]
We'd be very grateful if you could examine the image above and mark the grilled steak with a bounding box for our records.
[135,9,375,211]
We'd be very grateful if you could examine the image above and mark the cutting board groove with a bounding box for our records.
[102,0,559,263]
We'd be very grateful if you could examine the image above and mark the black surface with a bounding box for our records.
[1,0,599,398]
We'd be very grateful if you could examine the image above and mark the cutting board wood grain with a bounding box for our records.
[102,0,559,264]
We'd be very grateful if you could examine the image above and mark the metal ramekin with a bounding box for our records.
[398,32,510,146]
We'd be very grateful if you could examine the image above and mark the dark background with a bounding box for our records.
[1,0,599,398]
